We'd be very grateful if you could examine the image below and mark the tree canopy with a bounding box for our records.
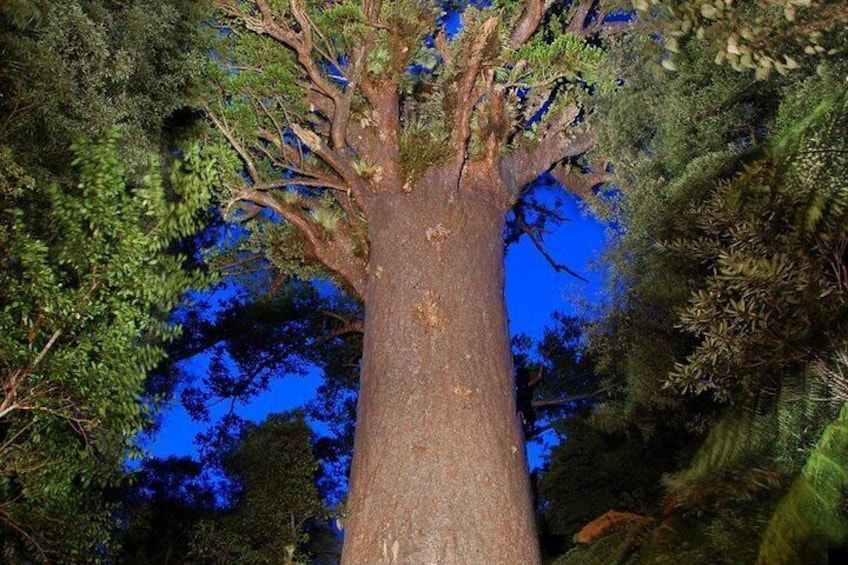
[541,4,848,561]
[202,0,619,297]
[4,0,848,562]
[0,0,211,559]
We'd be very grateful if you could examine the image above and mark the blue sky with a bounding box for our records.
[148,187,608,470]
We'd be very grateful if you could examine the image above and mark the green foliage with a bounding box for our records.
[585,29,841,431]
[189,412,328,565]
[0,133,213,562]
[398,120,453,182]
[0,0,211,175]
[664,69,848,400]
[556,358,845,563]
[632,0,847,78]
[593,32,783,203]
[758,399,848,564]
[514,30,606,85]
[556,7,848,562]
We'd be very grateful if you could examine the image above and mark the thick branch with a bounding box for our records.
[218,1,364,193]
[549,161,613,201]
[238,188,323,248]
[237,189,367,298]
[509,0,556,47]
[566,1,593,35]
[357,81,402,192]
[289,124,367,201]
[285,0,356,162]
[501,104,595,195]
[450,16,499,170]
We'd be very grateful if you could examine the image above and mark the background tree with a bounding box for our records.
[203,1,623,560]
[0,0,210,175]
[143,275,362,502]
[0,133,213,563]
[0,1,211,560]
[119,456,218,564]
[637,0,848,78]
[189,412,331,565]
[546,8,848,562]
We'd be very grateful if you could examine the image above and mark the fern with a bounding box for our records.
[664,408,773,499]
[758,404,848,563]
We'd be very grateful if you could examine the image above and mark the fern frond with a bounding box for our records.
[813,346,848,402]
[757,402,848,564]
[664,408,775,503]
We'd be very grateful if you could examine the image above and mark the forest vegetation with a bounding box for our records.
[1,0,847,563]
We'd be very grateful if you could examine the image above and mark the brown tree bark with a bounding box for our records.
[207,5,605,561]
[342,179,540,564]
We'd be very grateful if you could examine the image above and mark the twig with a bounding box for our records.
[532,384,617,409]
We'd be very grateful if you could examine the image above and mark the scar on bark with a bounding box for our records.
[425,223,451,248]
[413,290,443,332]
[380,538,401,563]
[409,443,427,457]
[453,385,474,399]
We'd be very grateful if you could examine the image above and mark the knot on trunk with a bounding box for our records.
[425,223,452,248]
[413,290,443,333]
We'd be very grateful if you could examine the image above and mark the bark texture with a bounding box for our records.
[343,183,540,564]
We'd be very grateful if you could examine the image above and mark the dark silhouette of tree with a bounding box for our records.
[189,412,333,564]
[119,457,218,565]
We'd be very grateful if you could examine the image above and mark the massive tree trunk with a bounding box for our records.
[208,4,600,561]
[343,180,540,564]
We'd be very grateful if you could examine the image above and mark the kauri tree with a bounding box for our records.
[204,0,620,561]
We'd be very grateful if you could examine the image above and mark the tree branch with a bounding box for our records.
[208,110,261,185]
[549,161,613,201]
[288,123,366,203]
[501,103,595,195]
[236,189,367,298]
[318,310,364,342]
[532,384,617,409]
[0,509,50,563]
[217,0,364,198]
[566,1,593,35]
[450,16,499,174]
[509,0,556,47]
[513,204,587,282]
